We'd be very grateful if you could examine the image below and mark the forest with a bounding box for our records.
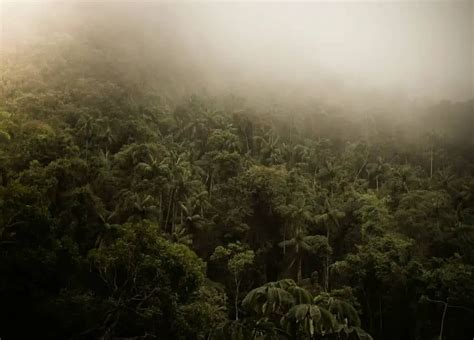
[1,2,473,340]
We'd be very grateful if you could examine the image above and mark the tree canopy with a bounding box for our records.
[1,12,473,340]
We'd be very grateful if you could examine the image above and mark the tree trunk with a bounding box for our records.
[85,139,89,162]
[325,227,330,291]
[404,182,410,193]
[430,147,434,179]
[234,275,240,321]
[325,255,329,292]
[313,168,317,189]
[439,301,448,340]
[159,193,163,224]
[297,256,302,284]
[164,188,174,232]
[379,296,383,333]
[172,202,177,233]
[365,291,374,334]
[353,158,368,186]
[209,175,213,199]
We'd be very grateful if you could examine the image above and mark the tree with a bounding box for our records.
[315,198,345,291]
[211,242,255,321]
[279,232,330,284]
[242,279,297,318]
[86,221,215,339]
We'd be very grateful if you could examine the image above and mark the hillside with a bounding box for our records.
[1,4,474,340]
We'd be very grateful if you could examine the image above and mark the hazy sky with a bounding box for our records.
[2,1,473,101]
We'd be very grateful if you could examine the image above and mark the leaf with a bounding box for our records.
[0,130,11,143]
[288,286,313,304]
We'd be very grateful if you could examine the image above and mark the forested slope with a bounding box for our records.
[1,31,473,340]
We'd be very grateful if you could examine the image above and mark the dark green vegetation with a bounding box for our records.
[1,32,474,340]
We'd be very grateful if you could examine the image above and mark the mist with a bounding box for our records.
[2,1,472,103]
[2,2,474,339]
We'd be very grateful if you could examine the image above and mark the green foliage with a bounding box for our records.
[239,281,368,339]
[0,24,473,340]
[242,281,296,316]
[282,304,322,337]
[211,242,256,278]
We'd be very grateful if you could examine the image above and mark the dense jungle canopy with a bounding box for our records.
[0,2,473,340]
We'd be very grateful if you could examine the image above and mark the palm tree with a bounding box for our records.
[178,192,206,231]
[281,303,336,339]
[239,281,372,340]
[112,190,160,223]
[392,164,420,194]
[242,279,296,317]
[134,150,166,179]
[314,293,361,327]
[281,143,307,170]
[315,199,345,291]
[299,139,332,189]
[366,157,388,191]
[287,285,313,305]
[94,117,116,154]
[76,114,97,161]
[279,230,330,284]
[162,149,192,232]
[277,195,312,256]
[254,129,282,165]
[167,223,192,245]
[211,318,288,340]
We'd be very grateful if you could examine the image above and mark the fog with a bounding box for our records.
[2,1,473,102]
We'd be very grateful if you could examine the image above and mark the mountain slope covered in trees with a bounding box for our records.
[1,25,474,340]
